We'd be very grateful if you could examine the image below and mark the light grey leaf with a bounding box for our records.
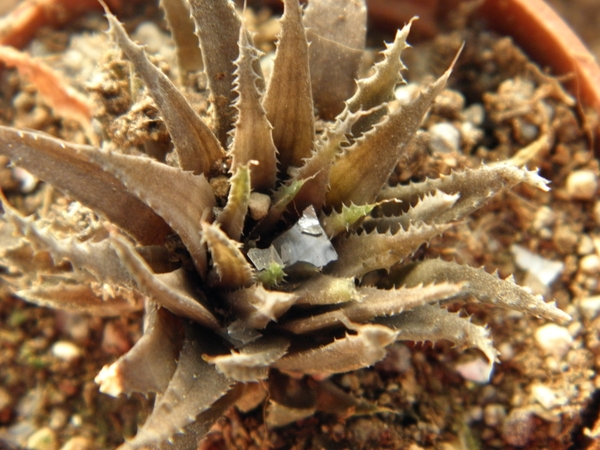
[273,323,398,375]
[110,234,222,331]
[104,7,225,175]
[119,323,235,449]
[189,0,243,146]
[204,336,289,382]
[393,259,571,322]
[377,304,498,370]
[82,148,215,276]
[96,301,184,397]
[304,0,366,119]
[378,163,550,224]
[263,0,314,173]
[159,0,203,84]
[0,126,170,245]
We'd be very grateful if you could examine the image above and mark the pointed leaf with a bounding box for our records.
[303,0,366,119]
[16,282,143,316]
[379,163,550,224]
[345,22,412,114]
[273,323,398,375]
[159,0,203,84]
[320,201,379,239]
[201,221,254,289]
[364,190,459,233]
[217,164,251,241]
[282,282,462,334]
[204,336,289,382]
[286,109,369,213]
[120,323,235,449]
[154,386,242,450]
[263,0,314,173]
[293,274,358,306]
[0,126,171,245]
[377,304,499,368]
[188,0,242,146]
[225,284,298,329]
[96,302,184,396]
[229,25,277,191]
[82,148,215,275]
[110,234,222,331]
[2,199,132,286]
[330,222,450,278]
[393,259,571,322]
[327,59,453,207]
[105,8,224,175]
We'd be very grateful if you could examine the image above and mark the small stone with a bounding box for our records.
[534,323,573,359]
[51,341,82,362]
[497,342,515,362]
[483,403,506,427]
[510,244,564,286]
[577,235,595,255]
[532,206,555,231]
[26,427,58,450]
[428,122,461,154]
[394,83,420,104]
[531,384,565,409]
[565,170,598,200]
[463,103,485,125]
[518,122,538,141]
[553,224,579,255]
[430,89,465,117]
[577,295,600,320]
[49,407,69,430]
[468,405,483,422]
[60,436,95,450]
[455,357,493,383]
[248,192,271,221]
[579,254,600,274]
[502,408,534,447]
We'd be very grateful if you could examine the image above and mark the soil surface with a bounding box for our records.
[0,1,599,449]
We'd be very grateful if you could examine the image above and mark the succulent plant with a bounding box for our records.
[0,0,570,448]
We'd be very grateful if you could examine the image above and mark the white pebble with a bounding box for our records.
[428,122,461,154]
[532,205,556,231]
[394,83,420,104]
[455,357,493,383]
[463,103,485,125]
[26,427,58,450]
[51,341,82,362]
[484,403,506,427]
[577,235,595,255]
[579,254,600,274]
[510,244,563,286]
[577,295,600,320]
[497,342,515,362]
[565,170,598,200]
[248,192,271,221]
[534,324,573,359]
[60,436,95,450]
[531,384,565,409]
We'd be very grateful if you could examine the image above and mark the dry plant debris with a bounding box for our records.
[0,0,596,449]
